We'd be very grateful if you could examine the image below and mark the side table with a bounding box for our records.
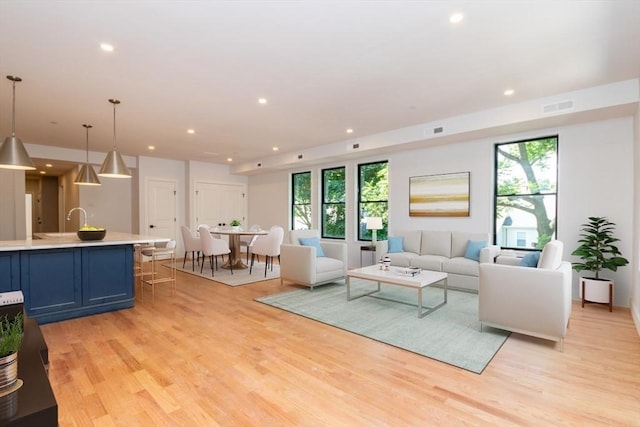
[360,245,377,267]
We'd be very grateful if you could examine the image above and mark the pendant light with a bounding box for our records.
[98,99,131,178]
[0,75,35,170]
[74,124,101,185]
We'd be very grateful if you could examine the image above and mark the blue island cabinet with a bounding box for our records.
[0,251,21,292]
[19,245,134,324]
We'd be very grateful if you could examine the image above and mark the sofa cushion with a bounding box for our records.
[316,256,343,273]
[393,230,421,254]
[443,257,480,277]
[520,251,541,267]
[298,237,325,257]
[452,231,490,258]
[410,255,447,271]
[386,252,417,268]
[464,240,487,262]
[289,229,319,244]
[537,240,563,270]
[388,236,404,253]
[420,230,451,257]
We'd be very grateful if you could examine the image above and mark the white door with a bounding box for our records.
[195,181,246,228]
[147,178,177,241]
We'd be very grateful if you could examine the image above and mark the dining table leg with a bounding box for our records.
[222,234,248,269]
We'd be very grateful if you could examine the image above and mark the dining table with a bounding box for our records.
[210,228,268,269]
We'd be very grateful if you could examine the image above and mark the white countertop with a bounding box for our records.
[0,232,170,251]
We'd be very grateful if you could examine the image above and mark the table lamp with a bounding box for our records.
[366,217,383,245]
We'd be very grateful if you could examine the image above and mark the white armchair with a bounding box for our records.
[478,240,572,350]
[280,229,347,290]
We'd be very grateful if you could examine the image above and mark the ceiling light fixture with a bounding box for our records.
[187,129,195,134]
[272,146,279,151]
[100,43,114,52]
[346,129,354,134]
[258,98,267,105]
[99,99,131,178]
[504,89,515,96]
[0,76,35,170]
[75,124,101,186]
[227,157,233,162]
[45,163,53,168]
[449,13,464,24]
[147,145,155,150]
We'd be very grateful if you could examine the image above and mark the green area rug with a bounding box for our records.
[256,281,509,374]
[168,259,279,286]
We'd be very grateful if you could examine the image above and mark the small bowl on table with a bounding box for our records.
[77,230,107,241]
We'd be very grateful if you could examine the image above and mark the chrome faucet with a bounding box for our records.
[67,207,88,227]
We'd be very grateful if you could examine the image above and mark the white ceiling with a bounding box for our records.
[1,0,639,175]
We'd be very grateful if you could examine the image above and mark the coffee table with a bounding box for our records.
[346,265,447,318]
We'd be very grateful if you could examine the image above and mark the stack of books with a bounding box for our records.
[396,267,421,277]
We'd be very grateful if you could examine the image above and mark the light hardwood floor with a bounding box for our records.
[41,270,640,426]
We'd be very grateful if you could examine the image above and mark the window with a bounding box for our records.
[494,136,558,250]
[291,171,311,230]
[358,161,388,241]
[321,167,345,239]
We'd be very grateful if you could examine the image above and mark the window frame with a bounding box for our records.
[357,160,389,242]
[291,171,311,231]
[321,166,346,239]
[493,135,558,250]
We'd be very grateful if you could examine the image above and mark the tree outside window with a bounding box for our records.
[494,136,558,249]
[322,167,345,239]
[292,171,311,230]
[358,161,388,241]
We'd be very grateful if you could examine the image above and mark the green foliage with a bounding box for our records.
[229,219,241,226]
[0,312,23,358]
[359,163,389,240]
[293,172,312,229]
[571,216,629,279]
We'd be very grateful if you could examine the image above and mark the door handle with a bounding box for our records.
[149,225,155,228]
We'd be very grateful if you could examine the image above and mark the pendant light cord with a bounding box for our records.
[11,80,16,137]
[109,99,120,150]
[83,124,92,162]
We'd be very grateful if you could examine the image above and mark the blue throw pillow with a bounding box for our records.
[464,240,487,262]
[298,237,325,257]
[388,236,404,253]
[519,251,541,268]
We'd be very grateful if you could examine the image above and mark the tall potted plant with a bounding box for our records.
[571,216,629,307]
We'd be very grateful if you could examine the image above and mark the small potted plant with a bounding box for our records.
[0,312,24,390]
[229,219,242,231]
[571,216,629,308]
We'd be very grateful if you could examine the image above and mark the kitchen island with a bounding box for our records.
[0,232,169,324]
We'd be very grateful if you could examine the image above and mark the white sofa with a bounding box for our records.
[478,240,572,349]
[280,229,347,290]
[375,230,501,292]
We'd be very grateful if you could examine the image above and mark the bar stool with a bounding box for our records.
[140,240,177,300]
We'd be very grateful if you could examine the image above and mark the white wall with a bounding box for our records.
[79,165,133,233]
[633,107,640,333]
[248,116,635,307]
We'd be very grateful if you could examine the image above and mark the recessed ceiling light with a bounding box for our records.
[100,43,114,52]
[272,146,279,151]
[449,13,464,24]
[227,157,233,162]
[258,98,267,105]
[147,145,155,150]
[39,171,46,174]
[504,89,515,96]
[346,129,354,134]
[45,163,52,168]
[187,129,195,134]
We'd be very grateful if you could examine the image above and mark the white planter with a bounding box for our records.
[580,277,613,304]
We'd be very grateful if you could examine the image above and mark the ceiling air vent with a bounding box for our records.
[542,100,574,114]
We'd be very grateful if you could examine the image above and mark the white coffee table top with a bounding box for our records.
[348,265,447,289]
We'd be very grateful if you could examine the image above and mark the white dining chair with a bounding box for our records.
[180,226,202,271]
[199,226,232,277]
[250,226,284,277]
[240,226,261,262]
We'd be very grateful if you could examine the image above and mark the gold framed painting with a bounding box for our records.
[409,172,470,217]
